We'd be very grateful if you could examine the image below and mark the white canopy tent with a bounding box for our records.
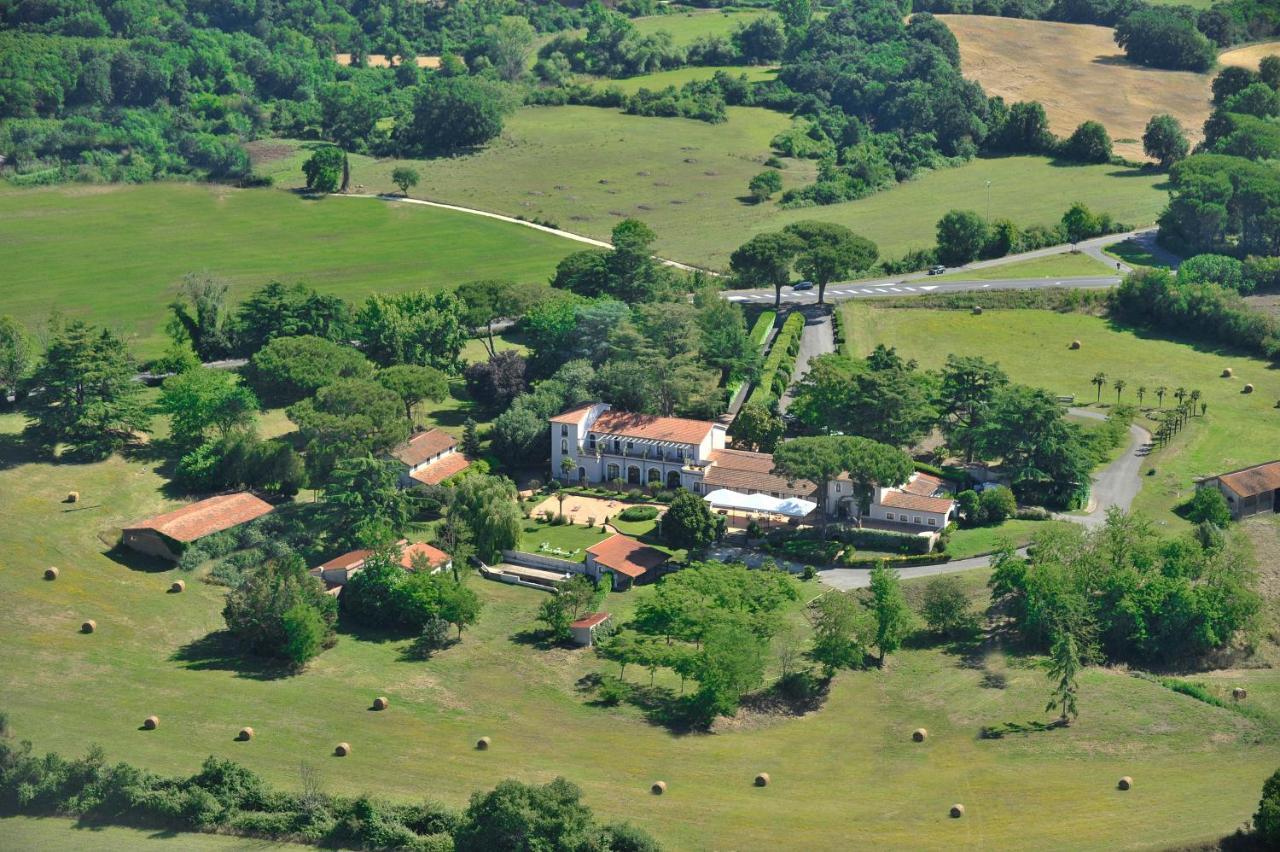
[703,488,817,519]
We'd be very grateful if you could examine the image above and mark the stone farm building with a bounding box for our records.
[311,540,452,589]
[122,493,274,560]
[390,428,470,487]
[1198,460,1280,519]
[570,612,612,647]
[550,404,956,532]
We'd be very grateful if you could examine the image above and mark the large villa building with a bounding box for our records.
[549,403,956,531]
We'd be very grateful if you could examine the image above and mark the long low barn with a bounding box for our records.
[122,493,274,560]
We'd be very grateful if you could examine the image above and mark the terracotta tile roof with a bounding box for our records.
[392,429,457,467]
[315,540,450,575]
[1217,460,1280,497]
[409,452,471,485]
[401,541,451,570]
[705,449,817,497]
[549,404,596,425]
[880,491,955,514]
[586,534,668,578]
[589,410,714,445]
[571,612,612,629]
[125,493,274,542]
[902,473,948,497]
[319,548,373,571]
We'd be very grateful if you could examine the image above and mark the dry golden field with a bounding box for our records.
[1219,39,1280,69]
[940,15,1213,160]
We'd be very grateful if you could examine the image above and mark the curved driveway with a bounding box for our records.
[820,410,1152,590]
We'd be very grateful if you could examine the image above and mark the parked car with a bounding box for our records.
[928,265,946,275]
[792,280,814,291]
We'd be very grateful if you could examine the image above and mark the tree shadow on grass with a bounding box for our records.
[509,628,562,651]
[335,621,409,646]
[978,718,1068,739]
[171,630,298,681]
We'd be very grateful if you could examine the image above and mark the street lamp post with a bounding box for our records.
[985,180,992,225]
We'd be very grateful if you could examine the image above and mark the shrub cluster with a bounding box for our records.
[745,311,804,411]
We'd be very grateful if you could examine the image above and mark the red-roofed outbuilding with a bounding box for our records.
[123,493,274,560]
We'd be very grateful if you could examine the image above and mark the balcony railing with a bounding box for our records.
[589,445,689,464]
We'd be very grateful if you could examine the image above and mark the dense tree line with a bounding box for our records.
[990,510,1260,666]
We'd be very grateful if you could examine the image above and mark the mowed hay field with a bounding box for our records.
[263,107,1168,268]
[1220,39,1280,69]
[1,408,1277,850]
[0,183,580,358]
[597,64,778,94]
[940,15,1213,161]
[842,304,1280,524]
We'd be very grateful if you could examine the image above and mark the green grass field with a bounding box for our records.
[592,64,778,94]
[842,304,1280,524]
[0,183,579,358]
[0,816,304,850]
[261,111,1170,270]
[932,251,1115,282]
[1,406,1276,850]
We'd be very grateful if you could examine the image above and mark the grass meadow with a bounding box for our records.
[0,183,579,358]
[842,304,1280,525]
[931,251,1115,282]
[261,108,1169,270]
[593,64,778,94]
[0,405,1275,849]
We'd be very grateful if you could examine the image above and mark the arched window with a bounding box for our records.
[666,470,681,489]
[607,463,620,481]
[627,466,641,485]
[648,468,661,484]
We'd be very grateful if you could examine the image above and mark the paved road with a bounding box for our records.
[777,308,834,414]
[818,408,1152,590]
[719,229,1156,307]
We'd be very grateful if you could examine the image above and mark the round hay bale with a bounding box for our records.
[1069,340,1081,350]
[754,773,770,788]
[81,619,96,634]
[1243,383,1255,394]
[1117,776,1133,791]
[373,696,389,711]
[334,742,351,757]
[476,736,491,751]
[912,728,928,743]
[65,491,79,503]
[1222,368,1233,378]
[971,306,983,315]
[651,781,667,795]
[950,804,965,818]
[44,567,59,581]
[169,580,185,594]
[238,727,254,741]
[143,715,159,730]
[1232,687,1247,701]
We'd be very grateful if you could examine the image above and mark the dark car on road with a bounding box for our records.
[928,265,946,275]
[792,280,814,290]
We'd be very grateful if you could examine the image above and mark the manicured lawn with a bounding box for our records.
[594,64,778,94]
[1104,237,1171,270]
[0,183,579,358]
[0,407,1275,850]
[932,251,1115,282]
[843,304,1280,524]
[262,115,1169,270]
[945,519,1057,559]
[520,519,612,559]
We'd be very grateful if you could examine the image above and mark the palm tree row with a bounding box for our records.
[1089,373,1204,415]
